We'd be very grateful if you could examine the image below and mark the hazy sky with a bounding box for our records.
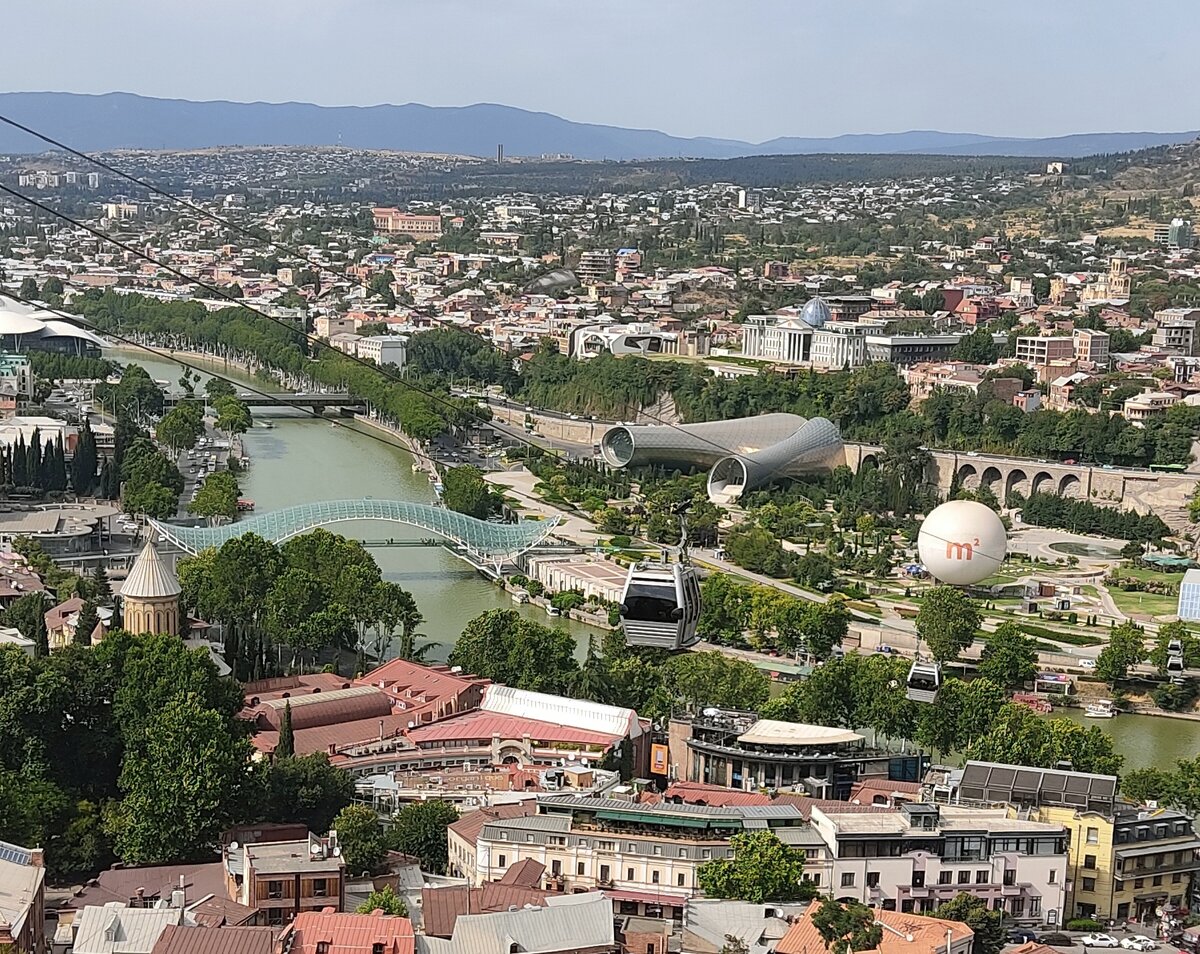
[3,0,1195,142]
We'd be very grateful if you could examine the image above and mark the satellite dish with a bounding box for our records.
[702,707,719,716]
[228,841,239,852]
[310,842,323,855]
[332,847,341,857]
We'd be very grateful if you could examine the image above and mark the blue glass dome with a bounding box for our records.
[800,296,831,328]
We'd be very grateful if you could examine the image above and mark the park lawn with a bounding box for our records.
[1107,587,1179,619]
[1116,565,1185,585]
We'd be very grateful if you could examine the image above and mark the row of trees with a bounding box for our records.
[697,573,850,657]
[1019,492,1169,542]
[448,613,771,725]
[179,529,422,680]
[0,634,355,876]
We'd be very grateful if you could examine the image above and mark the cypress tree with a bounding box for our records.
[74,601,99,647]
[54,436,67,492]
[27,429,42,490]
[277,701,295,759]
[72,420,98,496]
[91,562,113,606]
[12,434,27,486]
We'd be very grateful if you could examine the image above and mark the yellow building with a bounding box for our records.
[1034,806,1200,921]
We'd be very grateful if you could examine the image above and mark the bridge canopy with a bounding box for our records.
[149,499,560,565]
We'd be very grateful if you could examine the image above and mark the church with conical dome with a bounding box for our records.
[120,537,182,636]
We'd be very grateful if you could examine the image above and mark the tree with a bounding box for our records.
[204,378,236,401]
[977,622,1037,689]
[71,419,99,496]
[1096,622,1147,687]
[811,897,883,954]
[213,396,252,436]
[442,465,496,519]
[277,702,295,759]
[1149,621,1200,674]
[697,831,815,903]
[259,754,353,833]
[935,894,1002,954]
[91,562,114,607]
[18,277,38,299]
[4,591,50,656]
[664,651,771,711]
[386,799,458,873]
[965,704,1123,776]
[155,403,205,453]
[952,326,1000,364]
[332,805,387,876]
[74,602,99,646]
[916,586,980,662]
[448,609,579,695]
[189,471,241,523]
[357,884,407,917]
[110,694,252,864]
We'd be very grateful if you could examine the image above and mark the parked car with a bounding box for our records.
[1080,934,1120,948]
[1038,934,1073,948]
[1080,658,1097,670]
[1008,929,1039,944]
[1121,937,1157,951]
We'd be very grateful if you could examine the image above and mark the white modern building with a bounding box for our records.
[355,334,408,369]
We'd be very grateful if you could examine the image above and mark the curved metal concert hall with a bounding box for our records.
[599,414,844,503]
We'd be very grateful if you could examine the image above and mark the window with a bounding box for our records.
[867,872,880,888]
[678,848,687,859]
[1173,874,1183,884]
[1083,877,1097,891]
[267,880,283,900]
[551,860,562,876]
[627,843,636,852]
[600,865,610,883]
[912,871,925,887]
[1086,827,1099,845]
[1153,876,1163,886]
[842,873,856,888]
[317,944,329,954]
[577,863,585,876]
[372,945,384,954]
[958,870,970,884]
[678,873,686,887]
[811,874,821,887]
[976,871,989,884]
[1084,854,1097,870]
[1118,904,1130,919]
[1049,870,1057,884]
[627,868,635,882]
[1003,870,1016,886]
[312,878,328,897]
[652,871,660,885]
[938,871,952,885]
[1135,879,1144,889]
[498,854,507,867]
[653,846,662,856]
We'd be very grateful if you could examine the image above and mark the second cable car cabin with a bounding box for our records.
[618,561,701,651]
[906,660,942,704]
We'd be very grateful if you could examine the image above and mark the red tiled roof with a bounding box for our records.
[448,802,536,847]
[847,778,922,806]
[406,709,619,747]
[284,910,414,954]
[150,924,276,954]
[778,906,972,954]
[421,882,559,939]
[664,782,773,808]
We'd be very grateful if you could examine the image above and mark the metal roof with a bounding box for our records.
[149,924,276,954]
[120,539,181,599]
[481,685,639,739]
[958,760,1117,811]
[429,892,612,954]
[72,903,182,954]
[150,499,559,564]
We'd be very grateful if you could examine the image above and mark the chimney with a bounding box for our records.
[0,921,14,946]
[135,887,145,905]
[171,874,186,909]
[28,848,44,868]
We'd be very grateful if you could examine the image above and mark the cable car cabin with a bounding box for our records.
[618,562,701,651]
[906,661,941,704]
[1168,652,1185,684]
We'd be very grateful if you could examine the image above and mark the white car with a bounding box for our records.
[1120,937,1157,951]
[1079,658,1097,670]
[1080,935,1119,948]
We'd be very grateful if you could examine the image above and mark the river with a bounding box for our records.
[113,349,606,662]
[113,349,1200,769]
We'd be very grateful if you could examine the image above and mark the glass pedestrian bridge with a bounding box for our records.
[149,499,561,569]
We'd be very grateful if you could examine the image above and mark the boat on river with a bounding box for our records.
[1085,699,1117,718]
[1012,692,1053,714]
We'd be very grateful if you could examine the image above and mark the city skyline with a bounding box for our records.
[1,0,1197,142]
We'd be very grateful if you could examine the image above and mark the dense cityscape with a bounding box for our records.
[8,7,1200,954]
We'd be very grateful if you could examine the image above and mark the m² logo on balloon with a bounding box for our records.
[946,538,981,561]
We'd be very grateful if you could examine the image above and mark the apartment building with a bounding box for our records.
[1033,806,1200,922]
[1072,328,1110,367]
[1122,389,1178,424]
[1153,309,1200,355]
[576,250,614,285]
[809,802,1068,925]
[1015,336,1075,366]
[226,837,345,925]
[372,208,442,238]
[667,709,922,799]
[471,795,817,921]
[0,841,45,954]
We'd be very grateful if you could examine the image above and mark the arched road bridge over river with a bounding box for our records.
[149,499,561,573]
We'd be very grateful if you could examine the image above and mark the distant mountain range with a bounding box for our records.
[0,91,1196,161]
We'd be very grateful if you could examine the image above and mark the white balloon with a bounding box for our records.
[917,500,1007,586]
